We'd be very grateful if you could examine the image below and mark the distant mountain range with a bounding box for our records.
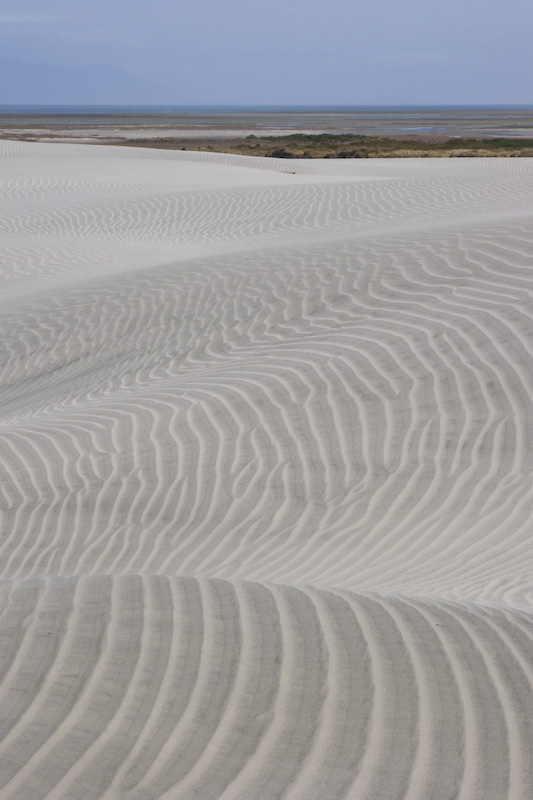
[0,57,174,105]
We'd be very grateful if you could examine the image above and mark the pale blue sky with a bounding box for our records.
[1,0,532,104]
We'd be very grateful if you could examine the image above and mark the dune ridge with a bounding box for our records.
[1,141,533,799]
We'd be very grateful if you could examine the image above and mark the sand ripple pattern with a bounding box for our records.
[1,142,533,798]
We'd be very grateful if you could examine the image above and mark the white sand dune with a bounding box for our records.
[1,140,533,799]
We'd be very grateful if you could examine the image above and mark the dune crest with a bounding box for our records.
[1,141,533,799]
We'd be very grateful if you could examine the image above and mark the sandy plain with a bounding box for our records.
[1,140,533,799]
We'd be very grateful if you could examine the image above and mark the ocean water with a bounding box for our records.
[1,105,533,138]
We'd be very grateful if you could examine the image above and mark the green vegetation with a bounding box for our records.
[72,132,533,159]
[237,134,533,159]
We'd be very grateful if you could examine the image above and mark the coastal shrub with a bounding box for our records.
[269,148,296,158]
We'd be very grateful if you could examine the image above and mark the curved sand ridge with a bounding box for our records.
[1,141,533,798]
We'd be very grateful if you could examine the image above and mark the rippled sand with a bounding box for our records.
[1,141,533,799]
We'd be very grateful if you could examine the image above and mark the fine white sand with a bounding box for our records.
[1,140,533,799]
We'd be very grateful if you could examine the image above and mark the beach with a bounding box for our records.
[1,139,533,798]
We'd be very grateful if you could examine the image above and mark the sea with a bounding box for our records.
[1,106,533,139]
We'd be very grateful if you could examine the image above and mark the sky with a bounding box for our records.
[0,0,532,105]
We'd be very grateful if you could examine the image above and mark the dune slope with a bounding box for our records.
[1,141,533,799]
